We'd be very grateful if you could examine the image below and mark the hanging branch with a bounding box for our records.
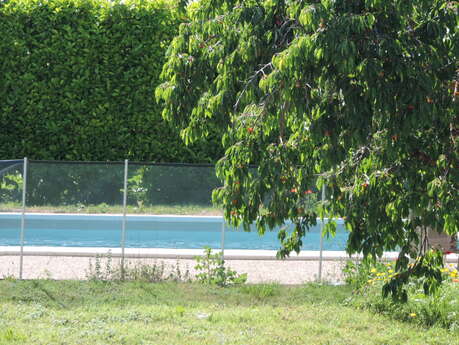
[279,101,288,145]
[234,63,273,112]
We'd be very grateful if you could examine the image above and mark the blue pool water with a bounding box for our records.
[0,214,348,251]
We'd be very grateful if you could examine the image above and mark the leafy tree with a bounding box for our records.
[157,0,458,300]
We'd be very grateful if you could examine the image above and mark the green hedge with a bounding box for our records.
[0,0,222,163]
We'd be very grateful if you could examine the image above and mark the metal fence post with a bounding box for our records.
[121,159,128,280]
[19,157,28,280]
[318,184,326,282]
[220,218,225,260]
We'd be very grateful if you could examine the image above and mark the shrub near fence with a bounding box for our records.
[0,0,222,163]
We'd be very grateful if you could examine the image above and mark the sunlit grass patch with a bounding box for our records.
[0,280,457,345]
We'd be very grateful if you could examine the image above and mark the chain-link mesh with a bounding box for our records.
[125,163,223,249]
[318,220,348,251]
[23,161,125,248]
[27,161,125,211]
[0,160,24,278]
[0,159,356,281]
[0,160,24,211]
[0,159,350,251]
[223,220,348,251]
[126,163,220,214]
[0,160,24,251]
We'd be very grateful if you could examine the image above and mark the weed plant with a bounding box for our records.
[194,247,247,287]
[85,248,248,286]
[344,258,459,330]
[86,253,191,282]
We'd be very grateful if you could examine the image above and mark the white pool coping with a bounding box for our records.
[0,246,383,261]
[0,246,457,263]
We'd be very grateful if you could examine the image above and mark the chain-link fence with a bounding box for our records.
[0,158,351,280]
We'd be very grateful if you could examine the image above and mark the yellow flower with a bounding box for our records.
[377,272,385,277]
[370,268,377,273]
[388,269,394,273]
[409,313,416,318]
[440,268,449,273]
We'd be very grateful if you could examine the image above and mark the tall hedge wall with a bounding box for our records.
[0,0,222,163]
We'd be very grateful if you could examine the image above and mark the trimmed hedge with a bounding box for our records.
[0,0,222,163]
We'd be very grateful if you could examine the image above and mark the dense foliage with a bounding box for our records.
[0,0,222,163]
[157,0,458,298]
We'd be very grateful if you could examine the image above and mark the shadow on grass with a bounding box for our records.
[31,280,68,309]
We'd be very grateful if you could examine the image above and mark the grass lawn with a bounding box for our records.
[0,280,457,345]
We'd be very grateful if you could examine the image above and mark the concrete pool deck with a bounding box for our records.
[0,246,457,284]
[0,246,398,260]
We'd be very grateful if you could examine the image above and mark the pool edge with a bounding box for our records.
[3,246,451,262]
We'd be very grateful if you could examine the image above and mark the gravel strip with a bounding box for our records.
[0,255,348,284]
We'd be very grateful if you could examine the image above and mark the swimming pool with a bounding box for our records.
[0,214,348,251]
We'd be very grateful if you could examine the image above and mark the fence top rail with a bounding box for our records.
[0,160,24,176]
[3,159,257,169]
[25,159,216,168]
[0,159,23,164]
[2,159,319,175]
